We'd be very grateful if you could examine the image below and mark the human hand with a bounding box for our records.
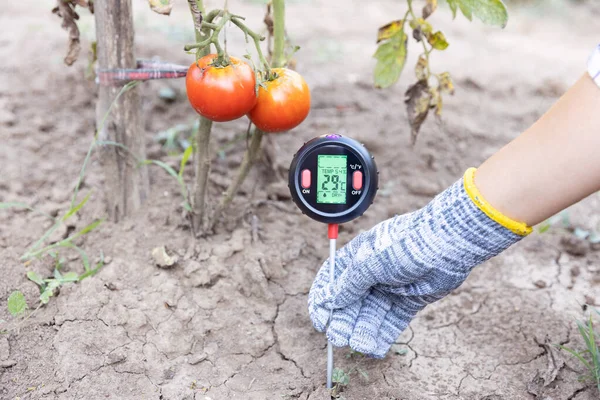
[308,172,527,357]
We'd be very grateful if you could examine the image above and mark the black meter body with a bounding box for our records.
[288,134,378,224]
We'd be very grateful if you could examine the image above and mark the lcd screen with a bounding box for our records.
[316,155,347,204]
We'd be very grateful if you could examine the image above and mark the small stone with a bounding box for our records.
[570,266,581,277]
[584,295,596,306]
[188,352,208,365]
[152,246,179,268]
[534,280,547,289]
[107,352,126,365]
[267,181,291,200]
[103,256,112,265]
[560,236,588,257]
[163,368,176,380]
[0,337,9,361]
[0,360,16,368]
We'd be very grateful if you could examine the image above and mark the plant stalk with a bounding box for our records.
[188,0,214,235]
[209,128,264,230]
[272,0,286,68]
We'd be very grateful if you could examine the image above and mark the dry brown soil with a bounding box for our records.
[1,1,600,399]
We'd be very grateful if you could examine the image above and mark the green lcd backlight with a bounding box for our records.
[316,155,347,204]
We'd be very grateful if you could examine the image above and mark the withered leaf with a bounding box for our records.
[405,80,432,144]
[422,0,438,19]
[439,71,455,95]
[430,86,443,117]
[428,31,449,50]
[409,18,433,42]
[415,55,428,81]
[377,20,404,43]
[148,0,173,16]
[53,0,82,66]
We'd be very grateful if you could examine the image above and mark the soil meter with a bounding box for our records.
[288,134,378,389]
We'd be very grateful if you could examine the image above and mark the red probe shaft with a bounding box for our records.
[328,223,339,240]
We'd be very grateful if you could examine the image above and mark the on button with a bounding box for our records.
[352,171,363,190]
[301,169,311,189]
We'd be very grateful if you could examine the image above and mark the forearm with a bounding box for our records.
[476,73,600,226]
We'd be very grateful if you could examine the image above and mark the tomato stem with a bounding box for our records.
[271,0,286,69]
[187,0,214,235]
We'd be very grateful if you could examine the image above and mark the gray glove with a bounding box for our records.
[308,171,528,358]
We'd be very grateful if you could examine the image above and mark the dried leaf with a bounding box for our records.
[52,0,82,66]
[439,71,455,94]
[423,0,438,19]
[415,55,428,81]
[377,20,404,43]
[405,80,432,144]
[373,30,408,88]
[148,0,173,16]
[428,31,449,50]
[430,86,443,116]
[409,18,432,42]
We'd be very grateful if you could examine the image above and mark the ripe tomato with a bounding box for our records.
[248,68,310,133]
[186,54,257,122]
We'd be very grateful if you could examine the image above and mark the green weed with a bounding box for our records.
[558,311,600,391]
[0,81,138,327]
[331,351,369,398]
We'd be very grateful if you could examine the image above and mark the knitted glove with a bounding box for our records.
[308,169,530,358]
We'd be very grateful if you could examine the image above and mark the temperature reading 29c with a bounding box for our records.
[317,155,347,204]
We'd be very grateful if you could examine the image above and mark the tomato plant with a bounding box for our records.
[248,68,310,133]
[186,54,257,122]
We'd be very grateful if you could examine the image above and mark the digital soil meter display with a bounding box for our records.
[289,134,378,224]
[317,155,347,204]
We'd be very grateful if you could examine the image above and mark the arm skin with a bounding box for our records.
[476,73,600,227]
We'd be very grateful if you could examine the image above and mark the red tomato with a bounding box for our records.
[186,54,257,122]
[248,68,310,133]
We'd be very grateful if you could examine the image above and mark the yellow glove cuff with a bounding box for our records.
[463,168,532,236]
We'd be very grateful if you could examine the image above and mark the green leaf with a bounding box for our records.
[40,290,52,305]
[62,192,91,221]
[446,0,458,18]
[453,0,509,28]
[428,31,449,50]
[458,0,473,21]
[179,145,193,179]
[373,30,408,88]
[7,291,28,317]
[61,272,79,282]
[332,368,350,386]
[470,0,508,28]
[27,271,45,287]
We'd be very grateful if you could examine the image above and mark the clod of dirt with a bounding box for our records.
[560,236,589,256]
[152,246,179,268]
[267,181,292,200]
[584,295,596,306]
[0,337,9,361]
[534,280,547,289]
[527,337,565,398]
[0,360,16,368]
[187,352,208,365]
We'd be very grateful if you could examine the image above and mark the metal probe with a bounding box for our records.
[326,224,338,389]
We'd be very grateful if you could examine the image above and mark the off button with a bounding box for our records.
[301,169,311,189]
[352,171,363,190]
